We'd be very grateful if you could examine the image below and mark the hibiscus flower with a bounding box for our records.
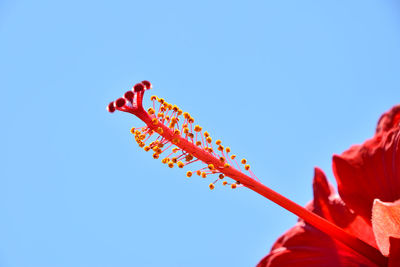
[258,105,400,267]
[107,81,399,267]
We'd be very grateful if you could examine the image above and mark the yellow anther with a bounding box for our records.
[183,112,190,119]
[150,95,157,101]
[201,172,207,178]
[157,127,163,134]
[144,146,151,152]
[241,159,247,164]
[134,130,141,135]
[157,112,164,118]
[172,147,180,153]
[208,164,215,170]
[196,141,202,146]
[174,129,181,135]
[188,133,194,139]
[168,162,174,168]
[204,131,210,137]
[245,164,250,170]
[231,154,236,159]
[160,106,166,112]
[171,117,177,123]
[206,137,212,144]
[177,161,184,168]
[152,146,159,152]
[222,181,228,186]
[153,153,159,159]
[231,183,237,189]
[172,138,180,144]
[194,125,202,132]
[219,174,224,179]
[177,109,183,116]
[139,142,145,148]
[156,148,162,154]
[147,107,155,115]
[158,98,165,104]
[165,115,170,121]
[224,163,230,168]
[130,127,135,134]
[167,104,172,110]
[152,118,159,125]
[185,154,193,161]
[226,147,231,153]
[186,171,192,177]
[218,145,224,151]
[219,157,225,162]
[208,147,213,153]
[158,143,164,148]
[209,183,215,190]
[163,102,168,108]
[183,127,190,134]
[171,157,178,163]
[139,134,146,140]
[172,105,179,112]
[188,117,194,123]
[161,158,169,164]
[216,140,222,145]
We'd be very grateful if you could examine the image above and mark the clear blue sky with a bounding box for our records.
[1,1,399,266]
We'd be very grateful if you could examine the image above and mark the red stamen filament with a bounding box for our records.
[184,159,200,166]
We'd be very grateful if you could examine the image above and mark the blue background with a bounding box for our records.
[1,1,399,266]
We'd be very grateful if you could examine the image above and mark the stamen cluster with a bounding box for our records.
[107,81,259,190]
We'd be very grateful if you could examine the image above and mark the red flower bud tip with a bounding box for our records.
[124,91,134,102]
[115,97,126,108]
[107,102,116,113]
[141,80,152,90]
[133,83,145,92]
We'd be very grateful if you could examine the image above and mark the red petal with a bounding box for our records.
[332,105,400,221]
[372,199,400,256]
[311,168,377,248]
[258,168,378,267]
[376,105,400,134]
[258,224,378,267]
[388,237,400,267]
